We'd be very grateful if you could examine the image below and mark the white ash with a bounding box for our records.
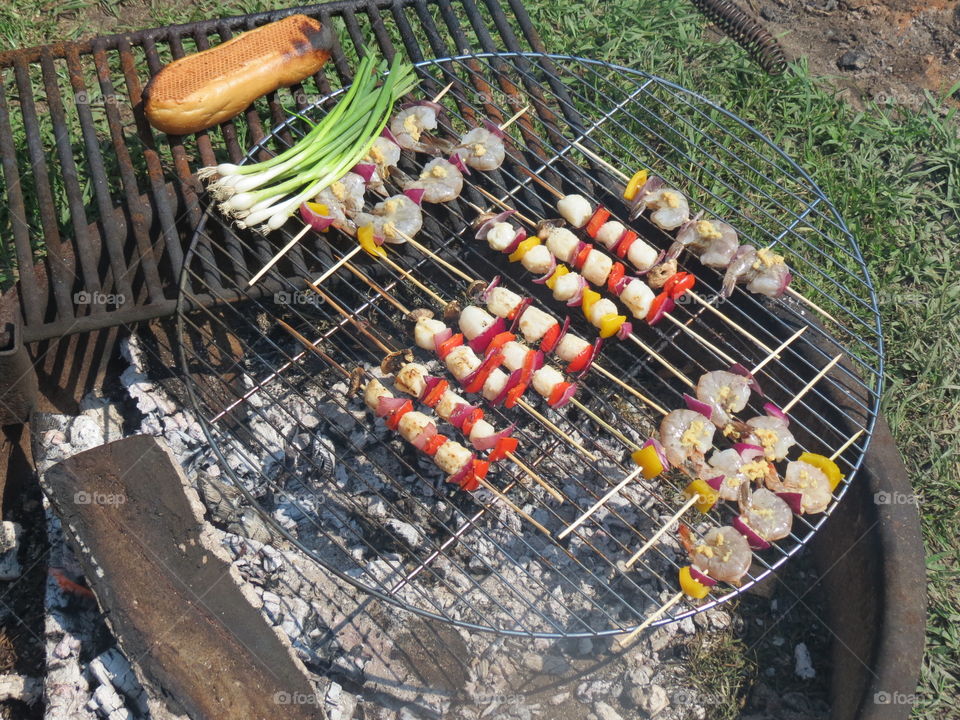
[27,330,765,720]
[0,521,22,580]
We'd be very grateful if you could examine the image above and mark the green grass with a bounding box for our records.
[1,0,958,717]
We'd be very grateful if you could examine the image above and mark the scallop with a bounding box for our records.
[581,249,613,286]
[531,365,564,397]
[595,220,626,250]
[415,317,449,351]
[445,345,480,381]
[434,440,473,475]
[545,227,580,263]
[557,194,593,228]
[481,368,509,402]
[364,379,392,411]
[552,272,583,302]
[435,389,466,420]
[486,286,523,318]
[620,278,655,319]
[521,244,555,275]
[555,333,590,363]
[459,305,496,340]
[518,306,556,344]
[398,411,433,442]
[588,298,618,326]
[502,340,530,371]
[487,222,518,252]
[394,363,429,398]
[627,236,660,271]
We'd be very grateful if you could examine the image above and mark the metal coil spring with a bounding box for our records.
[689,0,788,75]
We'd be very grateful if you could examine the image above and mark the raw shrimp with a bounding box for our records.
[722,245,757,297]
[739,487,793,542]
[744,415,795,461]
[696,370,752,427]
[390,104,440,152]
[670,218,739,268]
[745,248,792,297]
[705,448,749,501]
[767,460,832,514]
[660,409,715,469]
[314,172,367,218]
[454,127,505,171]
[353,194,423,244]
[684,526,752,584]
[633,185,690,230]
[405,158,464,203]
[363,136,402,195]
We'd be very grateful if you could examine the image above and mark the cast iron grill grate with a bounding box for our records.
[174,51,883,637]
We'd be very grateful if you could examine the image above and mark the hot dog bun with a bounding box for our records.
[144,14,334,135]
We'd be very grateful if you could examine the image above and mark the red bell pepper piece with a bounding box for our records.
[615,230,637,259]
[663,271,696,300]
[585,206,610,238]
[573,244,592,271]
[484,331,516,357]
[547,381,574,407]
[422,378,449,408]
[385,399,413,430]
[566,343,594,374]
[437,332,464,359]
[488,436,519,462]
[463,350,504,394]
[424,434,448,456]
[461,407,485,437]
[606,262,626,294]
[539,322,562,355]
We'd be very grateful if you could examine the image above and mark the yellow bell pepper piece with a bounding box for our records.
[357,225,386,259]
[545,264,570,290]
[507,236,541,263]
[798,452,845,491]
[598,313,627,339]
[623,169,649,202]
[631,445,664,479]
[305,201,330,217]
[684,478,719,513]
[679,566,711,599]
[581,288,601,321]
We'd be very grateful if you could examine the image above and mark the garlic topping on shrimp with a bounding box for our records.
[363,136,402,195]
[686,526,752,584]
[696,370,752,427]
[390,104,440,151]
[660,409,715,468]
[314,172,367,218]
[454,127,505,171]
[744,415,795,461]
[353,194,423,244]
[705,448,750,501]
[632,183,690,230]
[405,158,464,203]
[767,460,832,514]
[723,245,792,298]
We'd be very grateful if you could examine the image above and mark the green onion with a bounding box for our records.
[205,50,418,233]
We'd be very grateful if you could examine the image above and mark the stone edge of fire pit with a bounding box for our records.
[40,434,322,720]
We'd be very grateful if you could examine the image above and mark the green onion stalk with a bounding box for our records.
[201,50,418,233]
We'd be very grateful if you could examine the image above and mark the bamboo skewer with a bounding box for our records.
[248,225,311,286]
[829,429,864,461]
[276,318,554,532]
[617,591,684,646]
[781,354,841,414]
[313,244,362,286]
[555,467,644,540]
[750,327,806,375]
[624,494,701,568]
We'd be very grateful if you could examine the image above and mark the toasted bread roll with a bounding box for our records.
[144,14,334,135]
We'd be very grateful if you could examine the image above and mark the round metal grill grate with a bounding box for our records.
[175,53,883,638]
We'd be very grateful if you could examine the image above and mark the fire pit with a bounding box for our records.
[0,1,925,719]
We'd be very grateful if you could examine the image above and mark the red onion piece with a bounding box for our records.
[532,350,546,372]
[375,395,408,418]
[481,118,506,139]
[432,327,453,357]
[732,516,771,550]
[647,295,675,325]
[735,443,765,462]
[565,276,588,307]
[476,210,517,241]
[468,317,507,353]
[480,276,501,303]
[728,362,763,396]
[531,254,558,284]
[449,402,476,429]
[472,423,516,451]
[503,228,527,255]
[508,298,532,333]
[616,320,633,341]
[763,402,789,425]
[493,369,523,406]
[448,152,471,176]
[552,382,578,408]
[555,316,571,347]
[299,203,335,232]
[411,422,438,451]
[421,375,445,401]
[688,566,718,587]
[704,475,725,491]
[683,394,714,420]
[777,491,804,514]
[403,187,426,206]
[613,275,632,294]
[351,163,376,183]
[446,454,476,489]
[777,271,793,296]
[643,437,670,471]
[381,126,399,144]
